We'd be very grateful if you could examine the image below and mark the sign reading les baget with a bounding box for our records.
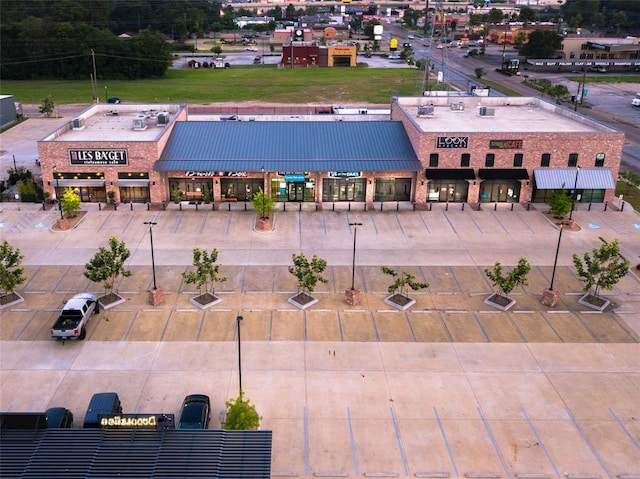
[436,136,468,149]
[489,139,523,149]
[69,149,128,166]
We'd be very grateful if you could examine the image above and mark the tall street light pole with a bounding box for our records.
[144,221,164,306]
[349,222,363,291]
[568,166,580,221]
[236,315,243,393]
[541,223,564,307]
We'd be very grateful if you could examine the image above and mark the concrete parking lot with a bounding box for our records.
[1,200,639,478]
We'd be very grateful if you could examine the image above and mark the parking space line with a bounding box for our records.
[472,312,491,342]
[478,407,511,478]
[608,408,640,451]
[337,311,344,341]
[521,409,560,478]
[389,405,409,476]
[303,406,309,477]
[347,406,358,477]
[371,312,380,341]
[566,408,612,478]
[434,407,458,477]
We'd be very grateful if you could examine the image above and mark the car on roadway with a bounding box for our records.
[107,97,121,104]
[246,46,258,51]
[632,93,640,107]
[388,54,401,60]
[407,35,415,39]
[177,394,211,429]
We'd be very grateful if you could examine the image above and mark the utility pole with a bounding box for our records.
[91,49,98,103]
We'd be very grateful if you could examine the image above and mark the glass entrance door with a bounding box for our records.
[288,183,305,201]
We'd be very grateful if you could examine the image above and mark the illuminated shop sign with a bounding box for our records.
[436,136,468,149]
[185,171,248,177]
[69,149,128,166]
[329,171,361,178]
[99,414,173,428]
[489,139,523,149]
[284,174,306,182]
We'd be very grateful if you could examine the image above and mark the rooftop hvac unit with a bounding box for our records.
[417,105,434,117]
[71,118,85,130]
[156,112,169,126]
[450,102,465,111]
[479,106,495,117]
[132,115,148,130]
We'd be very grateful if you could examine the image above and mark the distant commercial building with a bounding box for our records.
[38,97,623,209]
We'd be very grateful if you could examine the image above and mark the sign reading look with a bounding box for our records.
[436,136,468,149]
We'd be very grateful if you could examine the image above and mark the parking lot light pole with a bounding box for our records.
[542,223,564,307]
[143,222,158,290]
[569,166,580,221]
[349,222,363,291]
[236,315,243,393]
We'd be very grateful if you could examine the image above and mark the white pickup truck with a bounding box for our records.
[632,93,640,107]
[50,293,99,340]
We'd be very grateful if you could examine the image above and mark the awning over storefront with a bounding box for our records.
[533,168,615,189]
[53,179,105,187]
[478,168,529,180]
[117,179,150,187]
[425,168,475,180]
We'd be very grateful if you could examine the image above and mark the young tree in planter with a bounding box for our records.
[60,187,81,219]
[549,185,572,219]
[288,253,329,308]
[221,391,262,430]
[84,236,132,307]
[182,247,228,308]
[572,239,629,308]
[381,266,429,309]
[484,257,532,308]
[251,187,274,221]
[0,240,26,306]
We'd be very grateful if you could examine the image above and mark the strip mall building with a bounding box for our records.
[38,97,623,209]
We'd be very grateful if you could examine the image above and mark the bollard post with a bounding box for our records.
[588,203,592,211]
[244,202,247,211]
[146,202,150,211]
[396,201,400,211]
[162,201,166,211]
[621,201,625,212]
[445,202,449,211]
[212,202,215,211]
[380,202,383,211]
[42,201,46,211]
[179,203,182,211]
[412,203,416,211]
[511,203,514,211]
[429,202,432,211]
[527,202,531,211]
[332,202,335,212]
[461,203,465,211]
[299,203,302,211]
[195,202,198,211]
[98,202,102,211]
[284,202,286,211]
[363,203,366,211]
[493,202,496,211]
[604,201,608,211]
[130,202,133,211]
[228,203,231,212]
[348,202,351,211]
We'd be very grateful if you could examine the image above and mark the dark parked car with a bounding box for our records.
[177,394,210,429]
[46,407,74,428]
[107,97,121,104]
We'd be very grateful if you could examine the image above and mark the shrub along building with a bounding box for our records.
[38,96,623,210]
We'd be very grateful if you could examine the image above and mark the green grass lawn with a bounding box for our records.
[616,181,640,212]
[2,68,426,105]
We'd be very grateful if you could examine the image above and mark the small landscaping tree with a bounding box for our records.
[60,187,81,218]
[222,391,262,430]
[182,247,227,305]
[84,237,132,304]
[484,257,532,299]
[0,240,26,305]
[39,95,55,117]
[381,266,429,297]
[474,67,485,79]
[251,187,274,220]
[289,253,328,295]
[549,184,572,218]
[572,239,629,301]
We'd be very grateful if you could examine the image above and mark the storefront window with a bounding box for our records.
[373,178,411,202]
[169,178,214,202]
[479,180,521,203]
[427,180,469,202]
[322,178,365,202]
[220,178,262,201]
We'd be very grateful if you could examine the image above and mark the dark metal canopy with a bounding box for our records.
[0,429,272,479]
[478,168,529,180]
[425,168,476,180]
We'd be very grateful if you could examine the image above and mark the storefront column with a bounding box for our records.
[365,176,374,210]
[468,180,480,204]
[414,173,428,210]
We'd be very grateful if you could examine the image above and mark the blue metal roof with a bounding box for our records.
[156,121,421,172]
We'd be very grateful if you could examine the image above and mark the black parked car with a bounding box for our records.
[177,394,211,429]
[46,407,74,428]
[107,97,121,104]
